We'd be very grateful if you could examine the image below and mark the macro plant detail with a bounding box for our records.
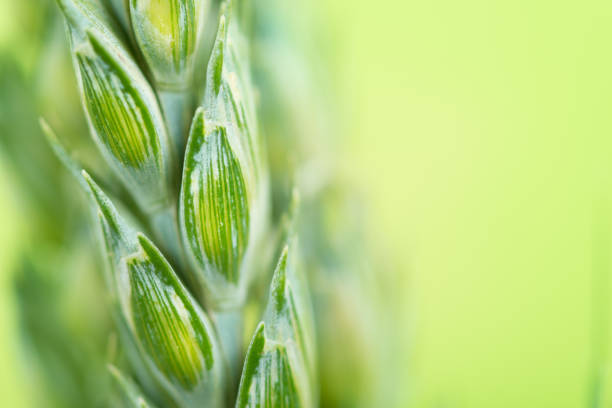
[5,0,598,406]
[82,171,225,406]
[0,0,388,405]
[61,0,176,211]
[129,0,207,87]
[33,0,325,406]
[236,244,316,407]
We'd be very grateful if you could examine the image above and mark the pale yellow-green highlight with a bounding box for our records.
[326,0,612,406]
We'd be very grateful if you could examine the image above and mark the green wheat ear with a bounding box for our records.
[48,0,325,407]
[82,171,225,407]
[236,243,316,408]
[129,0,212,154]
[129,0,209,88]
[236,323,304,408]
[180,108,251,306]
[179,6,267,310]
[59,0,176,214]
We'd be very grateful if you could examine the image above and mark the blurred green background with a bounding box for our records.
[3,0,612,407]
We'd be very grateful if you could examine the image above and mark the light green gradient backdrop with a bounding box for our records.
[325,0,612,406]
[3,0,612,406]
